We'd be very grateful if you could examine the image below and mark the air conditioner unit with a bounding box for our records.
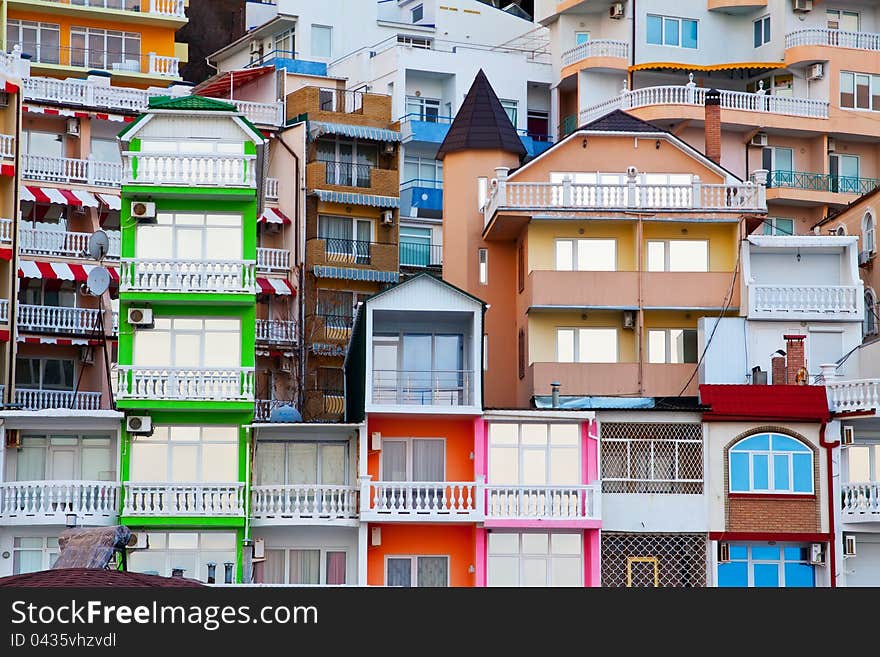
[381,210,394,226]
[842,425,855,446]
[827,137,837,153]
[622,310,636,329]
[810,543,825,565]
[130,201,156,221]
[807,63,824,81]
[718,542,731,563]
[127,307,153,327]
[844,534,857,557]
[126,415,152,435]
[609,2,624,19]
[859,250,872,266]
[127,532,149,549]
[750,132,768,147]
[793,0,813,12]
[79,345,94,365]
[66,117,80,137]
[371,431,382,451]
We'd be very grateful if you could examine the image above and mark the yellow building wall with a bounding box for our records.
[641,222,739,272]
[527,220,637,272]
[528,310,636,364]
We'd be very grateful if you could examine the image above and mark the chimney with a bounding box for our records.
[784,334,807,385]
[551,381,560,408]
[704,89,722,165]
[171,567,184,578]
[771,354,787,385]
[224,561,235,584]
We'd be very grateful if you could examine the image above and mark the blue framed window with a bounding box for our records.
[729,432,813,494]
[647,15,698,49]
[718,543,815,587]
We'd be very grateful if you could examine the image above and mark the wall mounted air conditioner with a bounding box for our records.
[859,250,872,266]
[128,307,153,327]
[126,415,152,435]
[131,201,156,221]
[609,2,624,19]
[371,431,382,451]
[66,118,80,136]
[382,210,394,226]
[622,310,635,329]
[718,542,731,563]
[807,63,824,81]
[793,0,813,12]
[810,543,825,565]
[750,132,768,147]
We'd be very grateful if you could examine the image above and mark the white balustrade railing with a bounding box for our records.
[251,485,359,521]
[232,100,284,126]
[0,217,12,244]
[149,0,187,18]
[750,284,860,317]
[0,134,14,159]
[561,39,628,66]
[786,28,880,52]
[827,380,880,413]
[0,299,8,323]
[14,388,103,410]
[363,480,482,517]
[265,177,279,201]
[256,319,298,344]
[0,481,120,523]
[256,247,290,272]
[21,154,123,186]
[18,304,103,334]
[20,226,121,259]
[120,258,257,293]
[485,484,600,520]
[116,366,255,401]
[124,152,256,186]
[842,482,880,517]
[123,483,245,516]
[147,53,180,78]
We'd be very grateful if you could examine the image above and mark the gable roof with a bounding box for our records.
[0,568,205,588]
[578,109,662,133]
[700,384,829,422]
[148,95,237,112]
[363,271,486,308]
[813,185,880,229]
[437,69,526,159]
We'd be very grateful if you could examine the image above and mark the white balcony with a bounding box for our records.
[18,304,103,335]
[123,152,257,187]
[841,482,880,521]
[0,299,8,323]
[0,218,11,245]
[122,482,245,517]
[786,28,880,52]
[371,369,473,407]
[254,398,297,422]
[264,177,279,201]
[360,477,484,521]
[579,85,829,125]
[14,388,103,410]
[561,39,627,66]
[20,226,120,259]
[256,247,290,273]
[0,134,14,159]
[119,259,257,294]
[251,485,359,525]
[255,319,297,344]
[749,284,861,320]
[0,481,119,526]
[827,379,880,414]
[485,484,601,521]
[22,154,123,186]
[116,366,255,402]
[148,0,187,18]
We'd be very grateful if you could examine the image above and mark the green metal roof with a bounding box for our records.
[148,95,238,111]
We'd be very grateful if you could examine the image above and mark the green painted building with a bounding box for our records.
[116,96,265,583]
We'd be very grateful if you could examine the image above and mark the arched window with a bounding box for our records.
[834,225,847,236]
[863,211,876,254]
[729,432,813,494]
[865,289,877,336]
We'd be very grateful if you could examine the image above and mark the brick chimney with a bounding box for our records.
[704,89,722,165]
[771,354,787,385]
[784,334,807,385]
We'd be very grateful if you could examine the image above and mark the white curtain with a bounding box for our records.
[412,439,444,481]
[289,550,320,585]
[255,443,285,485]
[382,441,407,481]
[262,549,286,584]
[320,444,346,485]
[288,443,317,485]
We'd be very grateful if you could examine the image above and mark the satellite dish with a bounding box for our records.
[87,230,110,261]
[85,267,111,297]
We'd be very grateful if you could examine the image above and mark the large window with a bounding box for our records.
[753,15,770,48]
[311,25,332,58]
[20,280,76,309]
[762,217,794,236]
[135,212,243,262]
[133,317,241,369]
[488,423,580,486]
[386,555,448,587]
[129,425,238,483]
[864,211,876,254]
[827,9,859,31]
[762,146,794,185]
[647,329,697,364]
[14,434,114,481]
[22,130,64,158]
[372,332,465,404]
[316,138,377,188]
[555,238,616,271]
[70,26,141,71]
[488,532,582,587]
[846,442,880,483]
[318,215,372,262]
[557,328,617,363]
[90,137,121,164]
[717,543,814,587]
[263,548,347,585]
[405,96,442,122]
[646,14,698,49]
[500,99,518,126]
[13,537,59,575]
[646,240,708,272]
[254,441,347,486]
[399,226,433,267]
[15,358,74,391]
[129,532,236,582]
[8,20,60,64]
[403,155,442,187]
[381,438,445,482]
[728,432,813,494]
[273,28,295,57]
[840,71,880,111]
[830,153,861,193]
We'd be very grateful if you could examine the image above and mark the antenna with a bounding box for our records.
[84,267,111,297]
[87,230,110,262]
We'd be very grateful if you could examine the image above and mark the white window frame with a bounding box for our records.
[21,279,78,309]
[70,25,141,70]
[254,440,350,486]
[310,24,332,58]
[132,316,241,369]
[827,9,859,31]
[753,15,771,48]
[556,327,618,363]
[487,532,583,587]
[12,536,59,574]
[762,217,795,236]
[575,31,590,45]
[840,71,880,112]
[500,99,518,126]
[646,239,709,272]
[403,155,443,187]
[865,288,877,336]
[554,238,617,271]
[273,28,295,57]
[135,211,244,262]
[647,328,697,364]
[128,425,239,484]
[646,14,698,49]
[379,438,446,482]
[728,433,814,495]
[487,422,581,487]
[405,95,442,122]
[7,19,60,64]
[262,547,349,585]
[863,210,876,253]
[14,433,114,481]
[384,555,450,587]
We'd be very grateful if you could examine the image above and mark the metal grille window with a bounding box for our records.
[601,533,707,587]
[601,423,703,493]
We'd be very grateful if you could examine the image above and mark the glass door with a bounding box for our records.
[402,334,432,403]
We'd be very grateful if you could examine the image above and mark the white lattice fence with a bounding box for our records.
[601,533,707,588]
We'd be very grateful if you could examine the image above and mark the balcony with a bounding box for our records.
[307,160,399,197]
[124,152,257,187]
[256,247,290,274]
[22,154,122,186]
[251,485,359,525]
[826,379,880,414]
[119,259,257,294]
[530,362,640,397]
[116,366,255,402]
[254,399,297,422]
[841,482,880,521]
[561,39,628,68]
[0,134,14,159]
[400,178,442,215]
[579,85,829,125]
[0,480,120,526]
[0,299,8,323]
[20,226,120,260]
[18,304,103,335]
[768,170,880,200]
[371,369,473,407]
[14,388,103,410]
[255,319,297,345]
[360,478,484,522]
[122,483,245,517]
[786,28,880,54]
[308,314,354,346]
[11,0,186,21]
[22,45,180,78]
[399,242,442,271]
[748,284,861,320]
[264,177,279,202]
[0,218,12,245]
[485,484,600,523]
[308,238,398,276]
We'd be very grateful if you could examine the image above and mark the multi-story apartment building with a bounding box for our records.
[537,0,880,235]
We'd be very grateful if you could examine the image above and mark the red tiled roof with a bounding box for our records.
[700,384,830,422]
[0,568,205,588]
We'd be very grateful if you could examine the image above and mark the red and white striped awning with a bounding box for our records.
[97,193,121,210]
[17,336,105,346]
[18,260,120,283]
[21,186,100,208]
[257,277,295,295]
[23,105,136,123]
[258,208,291,225]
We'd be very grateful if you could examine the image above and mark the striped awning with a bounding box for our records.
[310,120,402,143]
[313,265,398,283]
[256,277,295,295]
[97,193,121,210]
[19,260,120,283]
[313,189,399,208]
[629,61,785,72]
[21,186,100,208]
[310,342,347,357]
[256,348,295,358]
[17,336,105,346]
[23,105,136,123]
[258,208,291,225]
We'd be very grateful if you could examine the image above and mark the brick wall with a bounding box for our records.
[286,86,395,129]
[305,161,400,198]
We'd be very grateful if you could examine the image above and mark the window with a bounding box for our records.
[762,146,794,184]
[555,239,616,271]
[405,96,442,122]
[646,240,708,272]
[129,532,236,582]
[575,31,590,45]
[517,241,525,292]
[753,15,770,48]
[865,289,877,336]
[845,442,880,483]
[827,9,859,32]
[717,543,815,587]
[135,212,243,262]
[381,438,444,482]
[311,25,332,58]
[139,139,244,155]
[403,155,442,188]
[263,548,347,585]
[133,317,241,369]
[13,537,59,574]
[386,556,448,587]
[647,329,697,364]
[646,15,698,49]
[840,71,880,111]
[129,425,238,483]
[16,358,74,391]
[527,109,550,141]
[478,248,488,284]
[273,28,295,57]
[517,328,525,379]
[7,20,60,64]
[411,4,424,23]
[20,280,76,309]
[14,434,114,481]
[728,432,813,494]
[488,533,582,587]
[70,26,141,71]
[90,137,121,164]
[762,217,794,236]
[318,215,372,262]
[483,334,489,372]
[500,99,518,126]
[830,154,861,193]
[397,35,432,49]
[399,226,433,267]
[22,130,64,158]
[316,138,377,188]
[557,328,617,363]
[254,441,348,486]
[863,211,876,254]
[372,332,465,404]
[316,289,361,320]
[488,423,580,486]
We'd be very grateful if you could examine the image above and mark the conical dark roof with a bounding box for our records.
[437,70,526,159]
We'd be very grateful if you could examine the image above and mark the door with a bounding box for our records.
[50,447,76,480]
[355,219,371,264]
[401,334,432,402]
[434,334,464,404]
[831,154,860,193]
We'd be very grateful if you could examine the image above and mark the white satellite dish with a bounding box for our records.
[85,267,111,297]
[87,230,110,261]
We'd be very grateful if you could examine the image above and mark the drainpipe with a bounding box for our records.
[6,81,20,406]
[636,216,643,395]
[629,0,636,90]
[819,419,838,587]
